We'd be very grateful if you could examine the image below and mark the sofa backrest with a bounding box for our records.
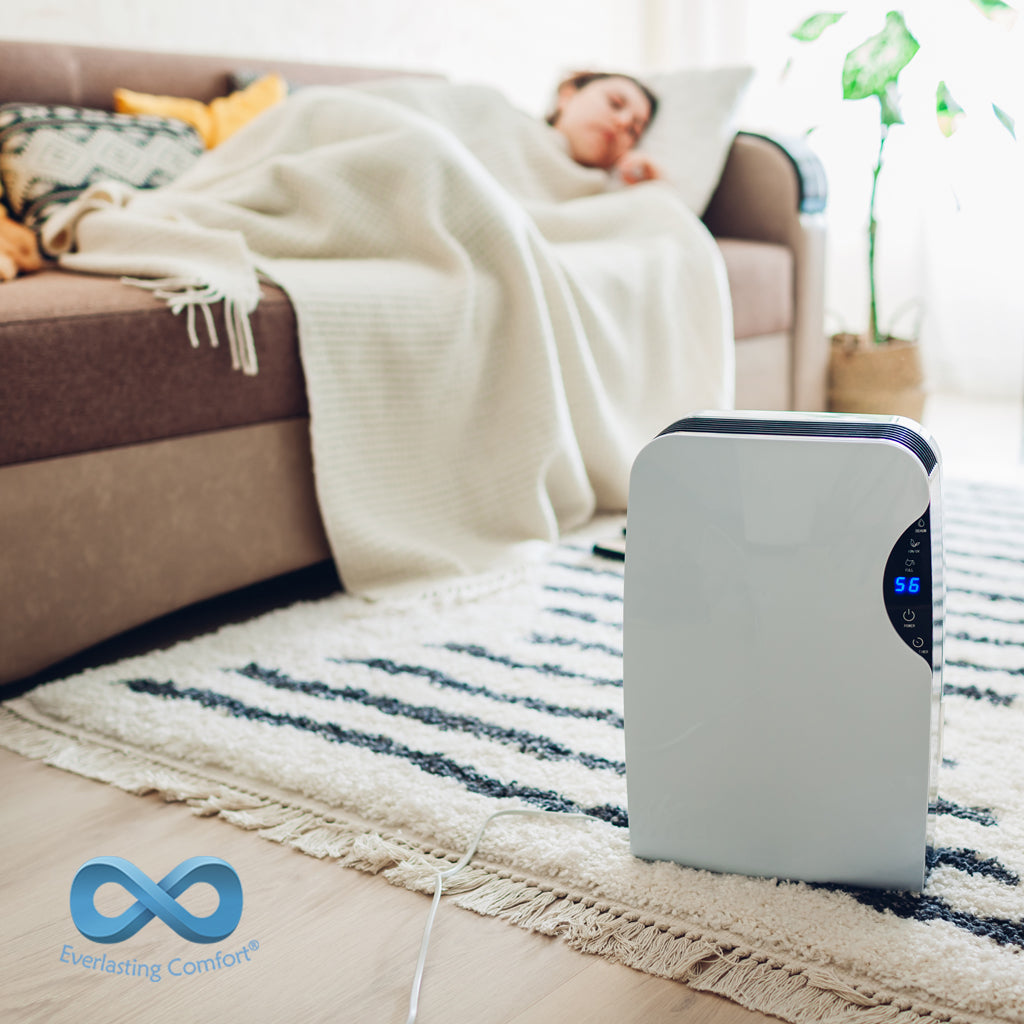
[0,39,422,109]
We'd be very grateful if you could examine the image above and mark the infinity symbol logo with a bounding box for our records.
[70,856,243,944]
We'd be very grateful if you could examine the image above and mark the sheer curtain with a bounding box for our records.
[643,0,1024,401]
[642,0,756,66]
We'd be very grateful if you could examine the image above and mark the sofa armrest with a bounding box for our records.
[703,132,829,411]
[703,132,826,240]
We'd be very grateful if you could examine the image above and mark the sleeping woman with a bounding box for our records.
[41,68,734,589]
[546,72,663,186]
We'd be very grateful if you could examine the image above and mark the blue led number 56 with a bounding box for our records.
[894,576,921,595]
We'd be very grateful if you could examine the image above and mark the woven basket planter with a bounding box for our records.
[827,333,926,422]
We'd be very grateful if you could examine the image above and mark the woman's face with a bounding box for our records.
[552,76,653,170]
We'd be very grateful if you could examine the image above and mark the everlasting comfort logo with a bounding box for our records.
[69,856,243,943]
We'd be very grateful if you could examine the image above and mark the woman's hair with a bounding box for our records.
[546,71,659,129]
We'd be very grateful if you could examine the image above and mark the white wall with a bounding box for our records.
[6,0,651,117]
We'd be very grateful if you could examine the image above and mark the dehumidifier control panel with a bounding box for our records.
[883,509,934,665]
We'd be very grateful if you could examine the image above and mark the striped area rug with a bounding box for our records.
[4,478,1024,1023]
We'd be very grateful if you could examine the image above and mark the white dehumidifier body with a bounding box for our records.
[623,411,944,891]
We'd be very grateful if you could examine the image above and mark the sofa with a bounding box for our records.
[0,39,827,688]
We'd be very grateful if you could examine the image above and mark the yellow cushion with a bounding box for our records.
[113,72,287,148]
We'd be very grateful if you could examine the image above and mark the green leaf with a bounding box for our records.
[968,0,1018,27]
[993,102,1017,138]
[842,11,920,102]
[791,11,846,41]
[936,81,965,137]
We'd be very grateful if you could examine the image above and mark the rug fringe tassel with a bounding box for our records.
[0,707,960,1024]
[448,881,953,1024]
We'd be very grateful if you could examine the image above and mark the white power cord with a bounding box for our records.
[404,808,592,1024]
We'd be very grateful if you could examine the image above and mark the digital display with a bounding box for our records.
[894,576,921,595]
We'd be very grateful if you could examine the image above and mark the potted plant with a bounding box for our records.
[789,3,1017,419]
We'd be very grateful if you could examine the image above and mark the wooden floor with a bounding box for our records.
[0,573,773,1024]
[0,751,773,1024]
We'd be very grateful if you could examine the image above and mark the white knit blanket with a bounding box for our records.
[44,81,734,593]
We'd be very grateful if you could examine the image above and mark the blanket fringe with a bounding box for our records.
[122,276,259,376]
[0,705,967,1024]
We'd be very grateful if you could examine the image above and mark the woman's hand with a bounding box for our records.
[615,151,663,185]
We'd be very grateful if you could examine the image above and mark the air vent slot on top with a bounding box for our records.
[660,415,938,475]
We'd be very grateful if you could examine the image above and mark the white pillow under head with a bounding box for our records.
[640,66,754,216]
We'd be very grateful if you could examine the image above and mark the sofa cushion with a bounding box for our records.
[1,239,793,467]
[716,237,793,341]
[0,270,308,466]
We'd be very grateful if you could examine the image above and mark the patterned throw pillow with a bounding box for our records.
[0,104,204,233]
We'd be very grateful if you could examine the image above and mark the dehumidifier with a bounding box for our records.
[622,411,944,891]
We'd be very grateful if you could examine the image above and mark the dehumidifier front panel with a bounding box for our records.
[623,430,937,890]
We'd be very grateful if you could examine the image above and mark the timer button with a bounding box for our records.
[912,637,924,648]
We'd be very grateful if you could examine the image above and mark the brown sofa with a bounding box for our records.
[0,40,828,687]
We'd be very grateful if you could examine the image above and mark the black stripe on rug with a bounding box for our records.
[436,642,622,687]
[948,631,1024,650]
[811,884,1024,948]
[947,659,1024,681]
[331,656,624,727]
[121,677,629,826]
[232,663,625,774]
[545,606,623,631]
[928,846,1020,885]
[948,585,1024,604]
[930,797,998,826]
[949,607,1024,627]
[549,560,625,580]
[943,680,1017,706]
[947,548,1024,566]
[946,565,1024,583]
[544,584,623,603]
[529,632,623,659]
